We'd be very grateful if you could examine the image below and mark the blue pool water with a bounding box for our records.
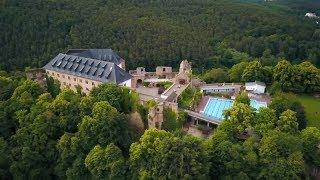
[202,98,267,121]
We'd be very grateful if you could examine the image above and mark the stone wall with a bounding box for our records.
[156,66,172,77]
[147,103,164,129]
[26,68,47,89]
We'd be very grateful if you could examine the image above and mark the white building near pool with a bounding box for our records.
[200,83,241,94]
[245,81,266,94]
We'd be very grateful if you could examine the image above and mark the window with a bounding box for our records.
[68,76,70,80]
[63,82,66,85]
[57,74,60,77]
[79,79,82,83]
[85,80,88,84]
[86,87,89,91]
[163,68,166,72]
[92,82,95,86]
[52,72,55,76]
[74,78,76,81]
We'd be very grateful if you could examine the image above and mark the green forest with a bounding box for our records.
[201,60,320,93]
[0,72,319,179]
[1,0,320,72]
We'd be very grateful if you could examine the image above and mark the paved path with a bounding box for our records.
[163,83,189,98]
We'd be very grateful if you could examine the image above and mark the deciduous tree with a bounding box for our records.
[224,103,255,134]
[85,143,127,179]
[241,61,264,82]
[202,68,229,83]
[277,109,299,134]
[273,60,295,92]
[301,127,320,167]
[228,62,249,82]
[234,91,250,105]
[259,130,304,179]
[254,107,277,136]
[130,129,209,179]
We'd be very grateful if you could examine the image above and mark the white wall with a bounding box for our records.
[256,85,266,94]
[245,85,265,94]
[118,63,123,69]
[202,88,236,93]
[119,78,132,88]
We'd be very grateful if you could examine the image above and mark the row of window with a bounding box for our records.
[206,88,236,92]
[62,82,91,92]
[50,71,95,86]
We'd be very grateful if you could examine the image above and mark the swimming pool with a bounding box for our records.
[202,98,267,120]
[250,99,267,110]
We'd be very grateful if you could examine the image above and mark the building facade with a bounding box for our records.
[201,83,241,95]
[245,81,266,94]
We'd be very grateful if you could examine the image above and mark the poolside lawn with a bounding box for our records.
[296,95,320,129]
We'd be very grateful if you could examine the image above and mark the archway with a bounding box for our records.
[136,79,143,87]
[155,122,159,129]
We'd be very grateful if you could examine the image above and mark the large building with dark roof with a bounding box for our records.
[43,49,131,94]
[65,49,126,69]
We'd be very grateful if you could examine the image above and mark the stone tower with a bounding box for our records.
[147,103,164,129]
[175,60,192,84]
[179,60,192,74]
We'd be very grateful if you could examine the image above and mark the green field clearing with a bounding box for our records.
[296,95,320,129]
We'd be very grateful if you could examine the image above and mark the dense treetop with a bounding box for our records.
[200,60,320,94]
[1,0,319,71]
[0,69,319,179]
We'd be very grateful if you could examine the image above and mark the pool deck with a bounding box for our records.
[185,95,271,128]
[195,95,269,122]
[248,93,271,104]
[196,96,210,112]
[198,95,269,112]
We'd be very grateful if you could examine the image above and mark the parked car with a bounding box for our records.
[158,87,165,94]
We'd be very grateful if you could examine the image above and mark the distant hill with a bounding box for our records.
[237,0,320,14]
[0,0,319,71]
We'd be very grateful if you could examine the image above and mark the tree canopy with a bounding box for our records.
[1,0,319,72]
[130,129,209,179]
[0,72,319,179]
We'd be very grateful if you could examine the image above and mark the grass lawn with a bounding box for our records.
[296,95,320,129]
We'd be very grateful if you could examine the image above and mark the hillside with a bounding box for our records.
[0,0,319,71]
